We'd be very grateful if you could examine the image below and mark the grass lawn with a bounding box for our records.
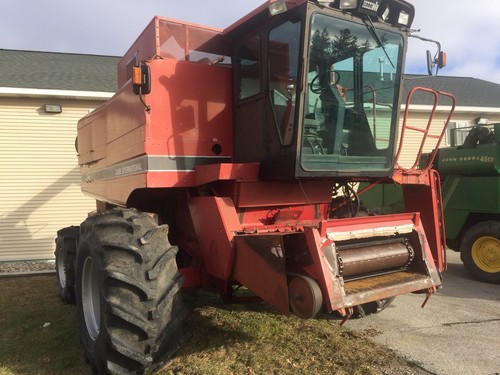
[0,275,417,375]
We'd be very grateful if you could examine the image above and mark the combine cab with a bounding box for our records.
[55,1,454,373]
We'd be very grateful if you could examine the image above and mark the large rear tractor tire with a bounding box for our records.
[55,226,79,304]
[460,221,500,284]
[75,208,185,374]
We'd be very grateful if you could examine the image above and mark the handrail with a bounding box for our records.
[395,87,456,171]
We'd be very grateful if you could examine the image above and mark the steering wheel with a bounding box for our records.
[310,74,322,94]
[310,70,341,94]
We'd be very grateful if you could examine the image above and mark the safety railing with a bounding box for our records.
[395,87,456,172]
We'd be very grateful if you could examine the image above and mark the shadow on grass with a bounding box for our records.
[0,275,91,375]
[178,289,272,353]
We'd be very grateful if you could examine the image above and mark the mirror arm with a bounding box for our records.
[408,32,446,76]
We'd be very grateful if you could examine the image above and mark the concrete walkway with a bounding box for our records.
[347,250,500,375]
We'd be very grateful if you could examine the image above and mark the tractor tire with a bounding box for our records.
[75,208,185,375]
[55,226,79,304]
[354,297,395,318]
[460,221,500,284]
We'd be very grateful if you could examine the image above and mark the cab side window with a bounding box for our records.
[237,36,261,100]
[269,18,301,145]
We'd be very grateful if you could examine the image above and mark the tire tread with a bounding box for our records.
[75,208,185,375]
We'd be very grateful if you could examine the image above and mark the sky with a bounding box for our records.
[1,0,500,84]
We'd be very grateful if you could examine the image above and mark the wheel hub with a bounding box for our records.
[82,256,101,340]
[288,275,323,319]
[57,245,67,288]
[471,236,500,274]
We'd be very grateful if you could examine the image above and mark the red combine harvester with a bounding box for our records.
[55,1,454,373]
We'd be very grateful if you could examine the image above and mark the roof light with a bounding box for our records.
[340,0,358,10]
[379,2,415,28]
[268,0,288,16]
[381,6,390,21]
[398,11,410,26]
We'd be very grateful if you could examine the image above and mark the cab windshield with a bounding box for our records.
[301,13,404,174]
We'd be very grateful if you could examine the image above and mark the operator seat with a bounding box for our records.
[345,108,377,156]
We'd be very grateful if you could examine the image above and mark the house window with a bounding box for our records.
[446,121,470,146]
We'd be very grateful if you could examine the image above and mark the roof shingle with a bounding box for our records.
[2,49,500,109]
[403,74,500,108]
[0,49,119,92]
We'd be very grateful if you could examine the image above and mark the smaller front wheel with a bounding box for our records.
[288,275,323,319]
[460,222,500,284]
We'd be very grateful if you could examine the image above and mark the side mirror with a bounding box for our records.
[410,33,446,76]
[426,50,433,76]
[426,49,447,76]
[132,64,151,95]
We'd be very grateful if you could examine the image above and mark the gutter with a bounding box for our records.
[401,104,500,114]
[0,87,114,100]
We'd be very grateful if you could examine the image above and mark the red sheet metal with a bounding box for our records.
[402,171,447,272]
[194,163,259,185]
[188,196,241,280]
[236,180,333,208]
[233,234,289,314]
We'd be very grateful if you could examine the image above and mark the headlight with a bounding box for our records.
[268,0,288,16]
[340,0,358,10]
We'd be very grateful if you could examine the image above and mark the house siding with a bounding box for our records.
[396,109,500,169]
[0,97,100,261]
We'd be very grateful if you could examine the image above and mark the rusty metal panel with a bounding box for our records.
[341,271,435,308]
[233,234,289,315]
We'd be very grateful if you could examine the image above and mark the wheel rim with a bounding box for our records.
[471,236,500,273]
[82,256,101,340]
[56,244,66,288]
[289,275,323,319]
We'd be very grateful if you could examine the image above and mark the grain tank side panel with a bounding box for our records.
[78,59,233,206]
[144,59,233,159]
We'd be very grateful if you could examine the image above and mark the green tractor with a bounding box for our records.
[435,123,500,283]
[362,123,500,284]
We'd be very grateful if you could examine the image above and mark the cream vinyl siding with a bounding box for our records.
[396,109,500,169]
[0,97,100,261]
[396,111,454,169]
